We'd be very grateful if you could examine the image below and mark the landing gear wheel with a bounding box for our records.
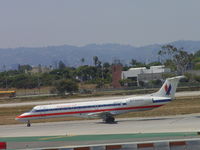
[104,116,115,123]
[27,120,31,127]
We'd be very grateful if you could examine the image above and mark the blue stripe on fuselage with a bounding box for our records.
[32,103,127,113]
[152,99,171,103]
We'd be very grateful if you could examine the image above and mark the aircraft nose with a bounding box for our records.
[15,116,19,120]
[15,113,29,121]
[15,114,23,121]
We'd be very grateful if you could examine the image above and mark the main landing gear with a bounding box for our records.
[103,116,116,124]
[27,120,31,127]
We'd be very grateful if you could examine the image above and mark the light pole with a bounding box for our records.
[3,65,8,89]
[101,65,104,80]
[5,77,8,89]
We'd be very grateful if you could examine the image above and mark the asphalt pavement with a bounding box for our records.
[1,113,200,137]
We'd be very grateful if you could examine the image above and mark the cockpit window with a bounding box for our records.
[30,109,36,112]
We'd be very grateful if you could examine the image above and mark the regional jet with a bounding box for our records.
[16,76,184,127]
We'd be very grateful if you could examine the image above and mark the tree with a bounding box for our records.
[158,45,193,75]
[163,59,176,71]
[93,56,99,66]
[147,61,162,66]
[18,64,32,73]
[80,58,85,65]
[96,79,104,88]
[58,61,66,70]
[97,60,102,67]
[10,74,38,89]
[49,67,75,80]
[130,59,145,68]
[102,62,112,82]
[194,75,200,82]
[194,63,200,70]
[148,79,162,87]
[194,50,200,57]
[76,66,97,82]
[103,62,110,68]
[55,79,78,95]
[130,59,137,67]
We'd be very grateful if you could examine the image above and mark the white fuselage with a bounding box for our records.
[16,96,171,121]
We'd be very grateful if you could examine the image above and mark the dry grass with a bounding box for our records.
[119,96,200,118]
[0,105,85,125]
[0,96,200,125]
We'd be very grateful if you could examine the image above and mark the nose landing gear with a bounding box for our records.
[27,120,31,127]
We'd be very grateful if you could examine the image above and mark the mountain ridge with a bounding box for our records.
[1,40,200,70]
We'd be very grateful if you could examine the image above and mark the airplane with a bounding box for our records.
[16,76,184,127]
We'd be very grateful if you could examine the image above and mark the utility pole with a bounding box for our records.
[3,65,8,89]
[5,78,8,89]
[101,65,104,80]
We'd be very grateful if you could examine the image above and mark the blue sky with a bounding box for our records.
[0,0,200,48]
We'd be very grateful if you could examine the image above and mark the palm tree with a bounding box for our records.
[93,56,99,66]
[80,58,85,65]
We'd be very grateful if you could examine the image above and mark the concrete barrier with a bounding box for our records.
[154,142,169,150]
[186,140,200,150]
[0,142,6,150]
[47,140,200,150]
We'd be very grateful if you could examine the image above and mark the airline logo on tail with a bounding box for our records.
[164,84,171,95]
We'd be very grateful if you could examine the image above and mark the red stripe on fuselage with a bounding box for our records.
[17,104,163,119]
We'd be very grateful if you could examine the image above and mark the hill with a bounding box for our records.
[0,40,200,70]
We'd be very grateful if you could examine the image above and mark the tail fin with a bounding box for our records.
[152,76,184,98]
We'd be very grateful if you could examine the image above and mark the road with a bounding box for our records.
[1,113,200,137]
[0,90,200,108]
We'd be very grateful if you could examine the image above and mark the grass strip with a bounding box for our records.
[0,132,198,142]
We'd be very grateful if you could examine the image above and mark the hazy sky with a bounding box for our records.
[0,0,200,48]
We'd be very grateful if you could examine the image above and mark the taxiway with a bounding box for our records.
[1,113,200,137]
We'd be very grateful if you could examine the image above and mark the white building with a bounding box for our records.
[121,65,171,81]
[122,67,146,80]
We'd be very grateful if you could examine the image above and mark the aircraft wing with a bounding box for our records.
[87,111,113,118]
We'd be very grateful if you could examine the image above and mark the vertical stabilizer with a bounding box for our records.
[153,76,184,98]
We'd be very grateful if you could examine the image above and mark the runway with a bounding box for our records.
[1,113,200,137]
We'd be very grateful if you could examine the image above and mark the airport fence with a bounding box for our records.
[1,81,200,98]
